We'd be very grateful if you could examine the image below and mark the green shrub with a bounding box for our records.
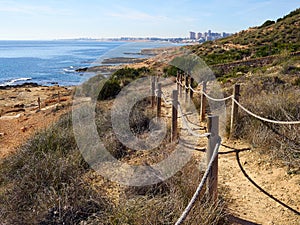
[98,79,121,100]
[163,65,180,77]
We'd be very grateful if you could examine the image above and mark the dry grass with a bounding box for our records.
[0,97,227,224]
[236,82,300,169]
[0,114,111,224]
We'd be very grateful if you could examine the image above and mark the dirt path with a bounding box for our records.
[159,82,300,224]
[218,140,300,225]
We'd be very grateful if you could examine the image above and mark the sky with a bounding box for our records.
[0,0,299,40]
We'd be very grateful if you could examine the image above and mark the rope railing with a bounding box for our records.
[188,84,202,94]
[176,78,184,87]
[176,78,233,102]
[175,77,300,125]
[161,91,173,105]
[178,103,211,138]
[232,98,300,125]
[175,137,222,225]
[202,91,234,102]
[150,76,300,224]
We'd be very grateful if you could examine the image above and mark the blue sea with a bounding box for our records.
[0,40,175,86]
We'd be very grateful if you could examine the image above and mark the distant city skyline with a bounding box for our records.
[189,30,233,42]
[0,0,299,40]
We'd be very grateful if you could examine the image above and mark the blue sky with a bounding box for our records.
[0,0,299,40]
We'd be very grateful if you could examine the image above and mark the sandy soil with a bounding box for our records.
[0,84,73,158]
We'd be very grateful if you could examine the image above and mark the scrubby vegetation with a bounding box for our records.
[0,66,227,224]
[79,66,151,100]
[220,55,300,170]
[189,8,300,65]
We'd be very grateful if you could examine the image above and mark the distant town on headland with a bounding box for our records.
[189,30,233,42]
[59,30,234,44]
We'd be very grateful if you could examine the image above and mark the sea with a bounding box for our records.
[0,40,176,87]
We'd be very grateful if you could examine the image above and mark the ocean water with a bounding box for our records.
[0,40,174,86]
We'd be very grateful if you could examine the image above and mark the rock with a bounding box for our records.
[0,132,6,137]
[5,108,26,114]
[14,103,25,108]
[20,127,28,132]
[75,67,88,72]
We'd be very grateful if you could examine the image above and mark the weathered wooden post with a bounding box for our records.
[200,81,207,122]
[157,83,162,118]
[190,77,194,100]
[230,84,240,138]
[176,72,180,91]
[171,90,178,142]
[207,115,219,201]
[38,97,41,110]
[185,74,189,103]
[179,73,183,99]
[58,91,61,104]
[151,80,156,108]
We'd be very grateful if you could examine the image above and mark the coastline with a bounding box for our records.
[0,45,180,158]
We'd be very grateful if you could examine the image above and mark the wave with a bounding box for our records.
[63,66,76,73]
[0,77,32,86]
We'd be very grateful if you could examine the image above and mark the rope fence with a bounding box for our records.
[173,73,300,136]
[150,72,299,224]
[178,102,211,138]
[175,137,221,225]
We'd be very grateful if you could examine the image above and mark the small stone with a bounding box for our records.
[20,127,28,132]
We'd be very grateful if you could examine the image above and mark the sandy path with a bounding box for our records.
[159,81,300,224]
[218,140,300,225]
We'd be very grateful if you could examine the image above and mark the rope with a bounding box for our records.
[161,91,173,105]
[176,78,184,87]
[232,98,300,125]
[189,84,202,94]
[202,92,234,102]
[178,103,210,138]
[175,138,222,225]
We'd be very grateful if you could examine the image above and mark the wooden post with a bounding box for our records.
[185,74,189,103]
[179,73,183,99]
[207,115,219,201]
[38,97,41,110]
[190,77,194,100]
[151,80,156,108]
[176,72,180,91]
[230,84,240,138]
[200,81,207,122]
[157,83,162,118]
[58,91,61,104]
[171,90,178,142]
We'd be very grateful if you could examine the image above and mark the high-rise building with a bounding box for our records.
[197,32,202,39]
[189,31,196,40]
